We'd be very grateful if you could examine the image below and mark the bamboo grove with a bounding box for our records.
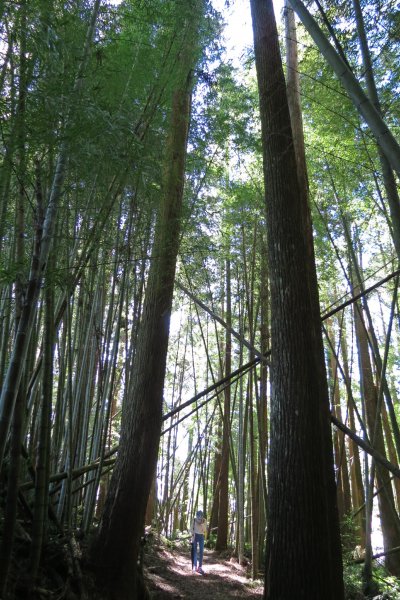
[1,0,400,598]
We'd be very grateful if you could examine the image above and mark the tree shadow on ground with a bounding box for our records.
[144,541,264,599]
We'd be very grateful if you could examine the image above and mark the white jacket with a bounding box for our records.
[192,517,207,536]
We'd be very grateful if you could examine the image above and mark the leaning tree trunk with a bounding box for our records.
[284,0,307,200]
[91,5,204,597]
[287,0,400,179]
[352,0,400,259]
[249,0,344,598]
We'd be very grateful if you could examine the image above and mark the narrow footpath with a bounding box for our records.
[144,539,264,599]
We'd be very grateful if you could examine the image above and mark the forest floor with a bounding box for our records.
[143,537,264,599]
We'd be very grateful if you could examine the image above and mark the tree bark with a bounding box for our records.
[249,0,344,597]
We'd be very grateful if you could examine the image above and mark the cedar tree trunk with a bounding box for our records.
[249,0,344,598]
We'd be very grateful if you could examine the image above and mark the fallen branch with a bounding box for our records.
[353,545,400,564]
[20,449,117,491]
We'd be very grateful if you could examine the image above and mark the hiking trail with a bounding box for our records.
[144,538,264,599]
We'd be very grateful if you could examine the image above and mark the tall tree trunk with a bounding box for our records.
[339,318,366,546]
[249,0,344,597]
[237,361,245,565]
[326,322,352,520]
[91,6,203,596]
[256,234,269,567]
[29,169,53,587]
[249,367,260,578]
[328,343,345,521]
[354,301,400,577]
[381,402,400,512]
[179,431,193,531]
[209,418,222,538]
[216,259,231,550]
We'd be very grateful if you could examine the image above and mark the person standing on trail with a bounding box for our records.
[191,510,207,574]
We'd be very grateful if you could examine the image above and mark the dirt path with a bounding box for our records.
[144,540,264,599]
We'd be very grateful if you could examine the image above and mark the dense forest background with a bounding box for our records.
[1,0,400,598]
